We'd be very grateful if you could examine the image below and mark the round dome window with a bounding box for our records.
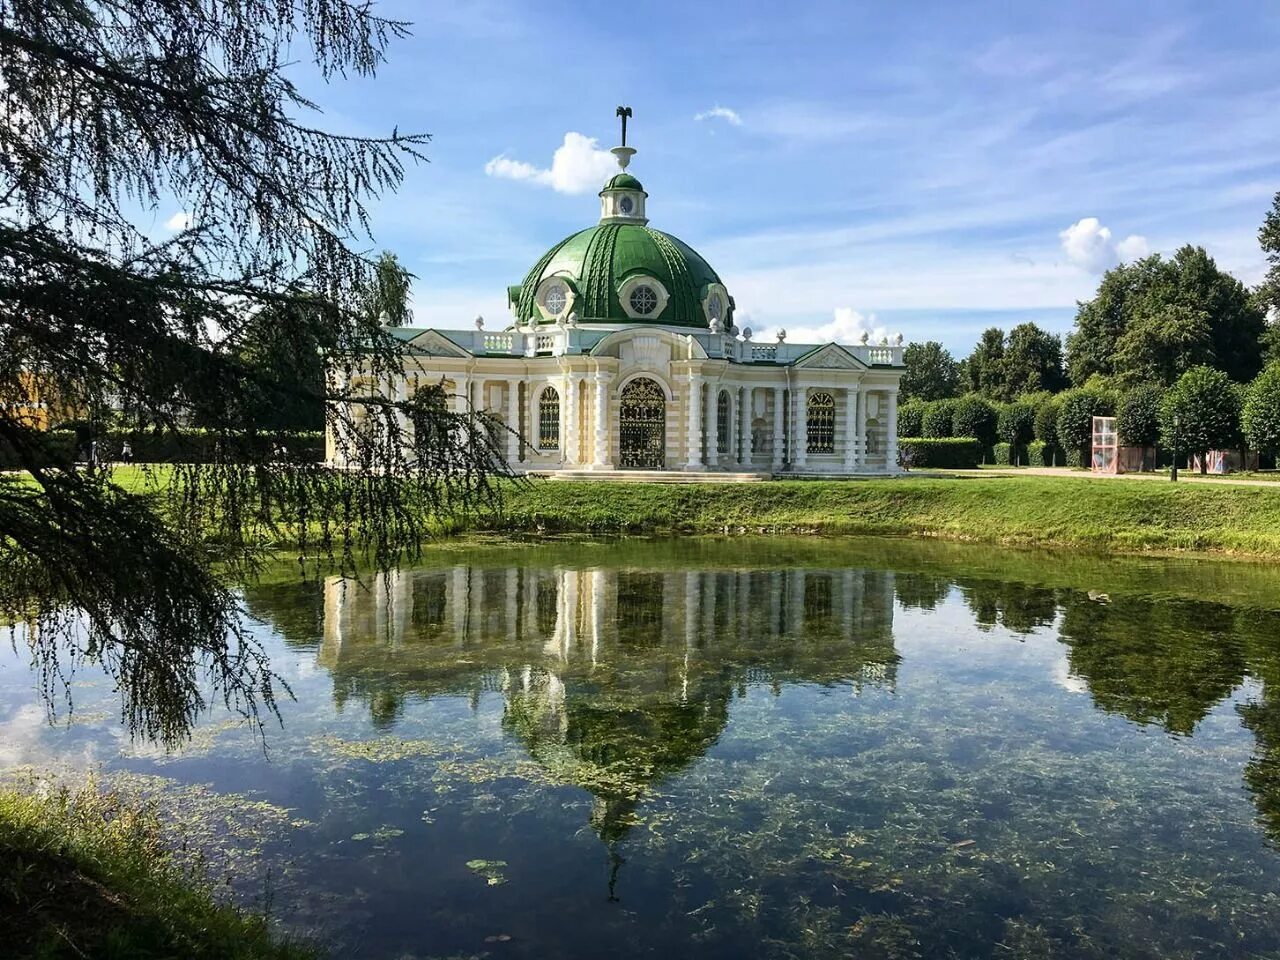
[707,293,723,322]
[619,195,634,215]
[629,284,659,316]
[542,282,567,316]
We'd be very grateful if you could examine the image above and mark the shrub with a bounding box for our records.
[1065,447,1083,468]
[1056,389,1112,461]
[1116,383,1163,447]
[997,401,1035,448]
[1243,362,1280,455]
[1027,440,1061,467]
[897,437,982,469]
[921,399,958,438]
[993,442,1012,465]
[951,395,998,447]
[1033,394,1060,447]
[897,399,926,439]
[1160,365,1241,471]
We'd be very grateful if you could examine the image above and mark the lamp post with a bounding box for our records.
[1170,413,1179,482]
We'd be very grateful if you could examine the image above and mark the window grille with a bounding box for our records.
[807,391,836,454]
[716,390,730,454]
[538,387,560,450]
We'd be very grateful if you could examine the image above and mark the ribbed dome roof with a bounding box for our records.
[601,172,644,192]
[512,222,728,328]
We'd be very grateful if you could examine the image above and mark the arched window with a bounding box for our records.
[716,390,730,454]
[806,392,836,454]
[538,386,560,451]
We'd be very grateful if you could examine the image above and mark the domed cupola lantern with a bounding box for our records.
[509,106,734,330]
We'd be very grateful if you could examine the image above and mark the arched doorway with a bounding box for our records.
[618,377,666,469]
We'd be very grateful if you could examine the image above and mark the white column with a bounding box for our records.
[739,387,752,467]
[392,374,412,456]
[705,385,719,468]
[592,372,611,468]
[562,375,579,466]
[856,385,867,467]
[843,387,858,471]
[505,378,521,465]
[771,386,785,470]
[454,375,470,415]
[565,376,576,465]
[886,388,900,472]
[686,373,703,469]
[794,386,808,468]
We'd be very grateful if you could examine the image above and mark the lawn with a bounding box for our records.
[490,474,1280,557]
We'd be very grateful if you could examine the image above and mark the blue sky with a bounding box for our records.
[238,0,1280,354]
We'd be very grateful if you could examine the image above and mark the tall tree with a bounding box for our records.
[1160,366,1241,473]
[362,250,414,327]
[1259,191,1280,363]
[0,1,505,744]
[900,341,961,402]
[963,327,1007,399]
[1066,247,1264,387]
[1003,323,1066,396]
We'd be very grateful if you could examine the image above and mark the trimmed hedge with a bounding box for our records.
[0,429,324,468]
[899,437,982,469]
[993,442,1029,466]
[1027,440,1064,467]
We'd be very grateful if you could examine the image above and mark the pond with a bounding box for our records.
[4,536,1280,958]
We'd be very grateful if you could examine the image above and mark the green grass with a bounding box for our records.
[21,465,1280,558]
[486,475,1280,557]
[0,783,318,960]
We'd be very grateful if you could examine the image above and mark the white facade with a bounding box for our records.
[330,322,905,476]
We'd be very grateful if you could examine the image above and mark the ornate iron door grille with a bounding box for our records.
[619,377,666,469]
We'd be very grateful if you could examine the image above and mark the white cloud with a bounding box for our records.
[1059,217,1147,273]
[164,211,193,231]
[484,132,617,195]
[694,105,743,127]
[1115,234,1150,262]
[755,307,893,346]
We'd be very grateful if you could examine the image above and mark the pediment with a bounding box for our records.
[406,329,472,358]
[792,343,865,370]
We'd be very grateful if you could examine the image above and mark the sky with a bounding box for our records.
[200,0,1280,354]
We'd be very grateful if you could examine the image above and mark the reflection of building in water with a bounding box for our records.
[319,565,899,706]
[319,562,899,891]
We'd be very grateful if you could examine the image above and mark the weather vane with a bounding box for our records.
[616,105,632,146]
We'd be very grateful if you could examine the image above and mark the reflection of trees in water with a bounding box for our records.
[1233,608,1280,844]
[240,559,1280,849]
[1057,595,1247,736]
[960,579,1059,635]
[893,572,951,611]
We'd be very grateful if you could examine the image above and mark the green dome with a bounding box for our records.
[601,173,644,192]
[513,222,729,328]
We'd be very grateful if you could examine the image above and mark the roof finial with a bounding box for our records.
[611,106,636,170]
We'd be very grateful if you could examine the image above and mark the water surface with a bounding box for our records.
[4,537,1280,959]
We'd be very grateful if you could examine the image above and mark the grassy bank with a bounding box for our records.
[33,465,1280,558]
[486,475,1280,557]
[0,783,316,960]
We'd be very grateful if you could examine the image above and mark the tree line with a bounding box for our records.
[899,198,1280,471]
